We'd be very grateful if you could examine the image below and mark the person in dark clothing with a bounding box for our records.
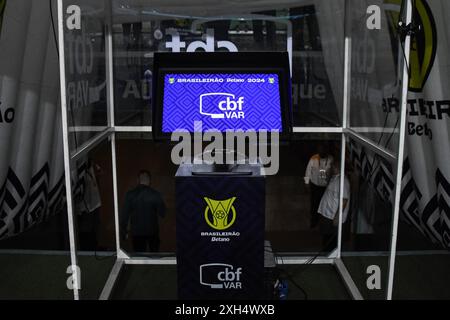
[120,170,166,252]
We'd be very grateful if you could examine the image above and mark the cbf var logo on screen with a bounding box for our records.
[200,93,245,119]
[204,197,237,231]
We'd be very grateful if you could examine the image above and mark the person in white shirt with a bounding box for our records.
[317,159,350,251]
[304,144,334,228]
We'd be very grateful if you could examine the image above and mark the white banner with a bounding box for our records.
[0,0,64,240]
[401,0,450,247]
[319,0,450,248]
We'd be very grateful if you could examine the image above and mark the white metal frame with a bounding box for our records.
[386,0,413,300]
[57,0,412,301]
[57,0,80,301]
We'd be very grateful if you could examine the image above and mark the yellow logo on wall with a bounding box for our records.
[409,0,437,92]
[385,0,437,92]
[204,197,237,230]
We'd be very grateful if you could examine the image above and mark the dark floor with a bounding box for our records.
[0,254,115,300]
[111,264,349,300]
[0,138,447,300]
[1,252,449,300]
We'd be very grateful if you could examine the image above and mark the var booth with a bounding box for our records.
[53,0,423,300]
[153,51,290,299]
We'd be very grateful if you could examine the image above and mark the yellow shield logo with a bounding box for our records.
[385,0,437,92]
[409,0,437,92]
[204,197,237,230]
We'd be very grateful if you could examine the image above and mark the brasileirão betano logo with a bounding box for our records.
[408,0,437,92]
[386,0,437,92]
[203,197,237,231]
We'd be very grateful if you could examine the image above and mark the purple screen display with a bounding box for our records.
[162,73,282,132]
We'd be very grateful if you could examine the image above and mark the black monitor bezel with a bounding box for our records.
[152,52,293,141]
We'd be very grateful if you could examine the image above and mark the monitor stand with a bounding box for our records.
[175,159,265,299]
[192,163,252,176]
[213,163,233,172]
[191,150,253,176]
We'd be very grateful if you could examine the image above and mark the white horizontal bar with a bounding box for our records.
[0,249,115,256]
[275,256,335,265]
[69,126,109,133]
[124,257,177,265]
[293,127,343,133]
[112,126,343,134]
[114,126,153,132]
[351,127,400,134]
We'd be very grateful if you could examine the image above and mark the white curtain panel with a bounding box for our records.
[402,0,450,248]
[317,0,450,248]
[0,0,64,240]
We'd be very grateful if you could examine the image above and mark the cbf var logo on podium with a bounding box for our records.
[204,197,237,231]
[200,264,243,289]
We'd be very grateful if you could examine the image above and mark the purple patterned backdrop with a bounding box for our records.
[162,73,282,132]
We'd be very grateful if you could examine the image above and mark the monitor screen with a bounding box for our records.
[161,72,282,133]
[152,52,292,140]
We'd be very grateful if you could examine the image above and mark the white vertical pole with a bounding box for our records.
[338,1,352,259]
[286,21,293,77]
[386,0,413,300]
[111,133,122,255]
[338,137,346,258]
[57,0,79,300]
[105,0,113,130]
[104,0,121,256]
